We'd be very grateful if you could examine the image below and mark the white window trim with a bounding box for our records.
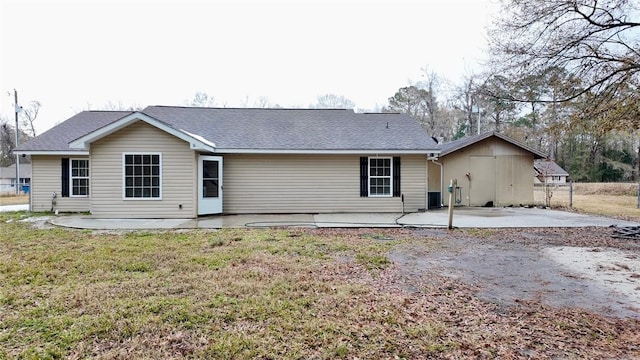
[368,156,393,198]
[122,152,163,200]
[70,158,90,198]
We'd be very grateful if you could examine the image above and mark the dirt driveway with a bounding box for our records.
[391,227,640,319]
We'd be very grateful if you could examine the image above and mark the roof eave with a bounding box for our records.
[13,150,90,156]
[213,149,441,155]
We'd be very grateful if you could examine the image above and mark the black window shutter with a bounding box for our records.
[393,157,401,197]
[61,158,69,197]
[359,157,368,197]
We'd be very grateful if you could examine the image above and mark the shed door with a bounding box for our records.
[198,155,223,215]
[469,156,496,206]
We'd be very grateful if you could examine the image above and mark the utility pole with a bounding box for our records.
[14,89,20,195]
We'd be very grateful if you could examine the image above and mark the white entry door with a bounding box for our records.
[198,155,223,215]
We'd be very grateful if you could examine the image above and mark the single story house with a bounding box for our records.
[431,131,546,207]
[14,106,441,218]
[0,163,31,194]
[534,159,570,184]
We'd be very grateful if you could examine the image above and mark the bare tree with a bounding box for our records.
[20,100,40,137]
[101,101,142,111]
[313,94,355,109]
[452,75,480,137]
[238,95,273,108]
[415,67,441,135]
[0,119,16,166]
[488,0,640,130]
[0,118,31,166]
[253,96,271,108]
[187,92,216,107]
[74,101,142,112]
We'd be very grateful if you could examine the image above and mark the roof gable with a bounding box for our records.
[69,112,216,152]
[439,131,547,159]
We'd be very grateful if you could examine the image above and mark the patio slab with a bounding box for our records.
[43,207,640,230]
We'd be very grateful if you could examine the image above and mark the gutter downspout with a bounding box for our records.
[429,158,444,208]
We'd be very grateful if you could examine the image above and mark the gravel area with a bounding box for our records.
[391,227,640,319]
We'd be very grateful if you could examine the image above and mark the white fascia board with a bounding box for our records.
[180,129,216,149]
[69,112,216,152]
[13,150,90,156]
[215,149,441,155]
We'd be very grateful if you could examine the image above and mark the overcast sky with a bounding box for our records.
[1,0,498,134]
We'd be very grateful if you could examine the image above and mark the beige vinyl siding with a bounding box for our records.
[495,155,534,206]
[441,150,470,206]
[30,155,90,212]
[469,156,497,206]
[90,121,196,218]
[222,154,426,214]
[440,137,535,206]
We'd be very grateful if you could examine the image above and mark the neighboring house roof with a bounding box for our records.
[438,131,547,159]
[16,106,440,154]
[0,164,32,179]
[14,111,132,154]
[534,159,569,176]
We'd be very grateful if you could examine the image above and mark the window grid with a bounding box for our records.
[70,159,89,197]
[369,157,392,196]
[123,154,161,199]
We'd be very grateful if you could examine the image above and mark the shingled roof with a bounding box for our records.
[16,106,439,154]
[14,111,132,153]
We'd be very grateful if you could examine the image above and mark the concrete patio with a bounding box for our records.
[43,207,639,230]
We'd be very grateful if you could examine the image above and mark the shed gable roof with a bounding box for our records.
[16,106,439,154]
[534,159,569,176]
[0,164,31,179]
[439,131,547,159]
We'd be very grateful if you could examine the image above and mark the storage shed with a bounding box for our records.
[430,131,546,207]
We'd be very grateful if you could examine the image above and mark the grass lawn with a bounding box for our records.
[1,211,639,359]
[0,213,434,359]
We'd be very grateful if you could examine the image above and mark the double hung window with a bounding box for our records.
[70,159,89,197]
[359,156,401,198]
[368,157,392,196]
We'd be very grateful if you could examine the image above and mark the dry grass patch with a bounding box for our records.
[0,194,28,206]
[572,194,640,221]
[535,183,640,221]
[574,182,637,196]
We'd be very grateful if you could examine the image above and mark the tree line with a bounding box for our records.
[385,0,640,183]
